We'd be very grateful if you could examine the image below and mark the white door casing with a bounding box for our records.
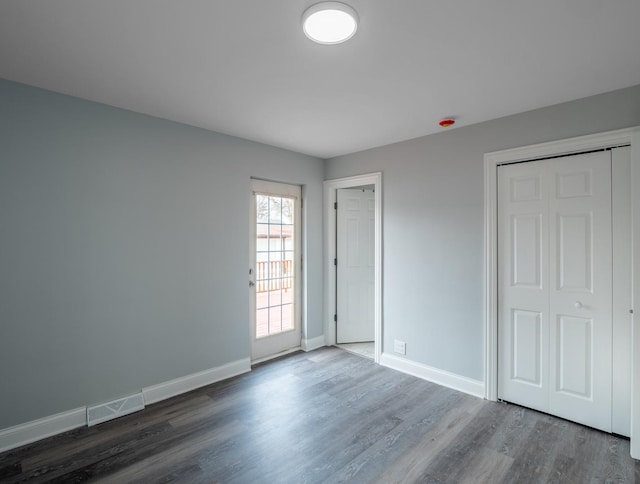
[612,146,632,437]
[337,188,375,343]
[324,172,382,363]
[498,151,613,432]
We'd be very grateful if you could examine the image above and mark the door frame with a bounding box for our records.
[324,172,382,363]
[483,126,640,457]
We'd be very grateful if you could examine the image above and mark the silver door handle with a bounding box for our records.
[574,301,583,309]
[249,281,255,287]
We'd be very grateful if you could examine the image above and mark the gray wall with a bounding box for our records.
[0,79,324,429]
[325,84,640,381]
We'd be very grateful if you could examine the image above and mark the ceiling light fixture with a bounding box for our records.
[302,2,359,44]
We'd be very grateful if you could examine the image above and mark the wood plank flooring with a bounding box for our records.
[0,347,638,483]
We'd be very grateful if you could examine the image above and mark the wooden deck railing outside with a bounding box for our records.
[256,260,293,293]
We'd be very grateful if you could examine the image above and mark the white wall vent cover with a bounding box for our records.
[86,392,145,427]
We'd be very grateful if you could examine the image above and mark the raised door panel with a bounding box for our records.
[346,218,360,267]
[512,214,542,288]
[511,309,542,386]
[556,212,593,293]
[555,315,593,398]
[510,175,541,203]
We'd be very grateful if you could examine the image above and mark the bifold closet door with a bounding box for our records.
[498,151,612,432]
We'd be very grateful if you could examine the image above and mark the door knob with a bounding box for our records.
[574,301,583,309]
[249,281,255,287]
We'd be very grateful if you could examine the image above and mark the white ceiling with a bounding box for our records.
[1,1,639,159]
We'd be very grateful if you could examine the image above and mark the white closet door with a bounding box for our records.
[498,151,612,433]
[498,159,550,413]
[548,151,612,432]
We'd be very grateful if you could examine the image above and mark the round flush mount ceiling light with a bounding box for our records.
[302,2,359,44]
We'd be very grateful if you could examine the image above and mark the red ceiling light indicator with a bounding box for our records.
[439,118,456,128]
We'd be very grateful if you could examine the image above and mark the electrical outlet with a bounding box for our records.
[394,340,406,355]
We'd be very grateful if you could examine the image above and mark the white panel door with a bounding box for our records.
[337,188,375,343]
[498,151,612,432]
[498,160,550,413]
[548,151,612,431]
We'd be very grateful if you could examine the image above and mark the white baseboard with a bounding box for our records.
[301,335,326,352]
[0,407,86,454]
[142,357,251,405]
[0,358,252,453]
[380,353,485,398]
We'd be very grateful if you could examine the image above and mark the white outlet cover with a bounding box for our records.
[394,340,406,355]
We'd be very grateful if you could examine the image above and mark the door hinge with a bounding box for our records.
[334,258,337,266]
[334,314,337,322]
[334,202,337,210]
[301,199,303,209]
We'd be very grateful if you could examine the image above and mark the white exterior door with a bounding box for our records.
[250,180,301,361]
[337,188,375,343]
[498,151,613,432]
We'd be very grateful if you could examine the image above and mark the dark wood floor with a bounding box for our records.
[1,347,638,483]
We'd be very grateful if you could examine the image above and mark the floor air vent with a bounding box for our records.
[87,392,145,426]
